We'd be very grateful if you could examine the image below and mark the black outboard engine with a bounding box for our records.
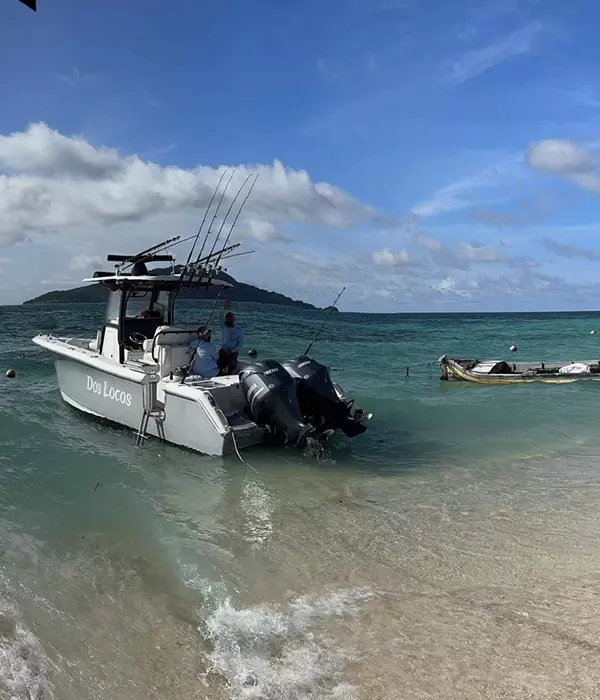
[240,360,314,446]
[281,356,367,438]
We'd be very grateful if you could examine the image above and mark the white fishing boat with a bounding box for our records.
[32,174,370,456]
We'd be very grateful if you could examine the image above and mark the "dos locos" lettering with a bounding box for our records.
[86,375,132,407]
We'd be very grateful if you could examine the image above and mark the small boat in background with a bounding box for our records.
[438,355,600,384]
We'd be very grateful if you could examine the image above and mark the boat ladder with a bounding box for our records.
[135,370,163,446]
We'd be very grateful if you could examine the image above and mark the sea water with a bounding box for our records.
[2,302,600,698]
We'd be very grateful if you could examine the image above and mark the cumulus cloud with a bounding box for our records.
[0,122,124,179]
[241,219,290,243]
[254,245,598,312]
[415,233,506,268]
[527,138,600,197]
[527,139,595,175]
[372,247,420,267]
[456,241,506,263]
[0,122,379,246]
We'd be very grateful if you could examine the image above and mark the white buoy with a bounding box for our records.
[591,330,597,335]
[5,369,15,378]
[509,345,518,352]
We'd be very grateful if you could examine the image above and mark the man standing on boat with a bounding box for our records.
[218,300,244,375]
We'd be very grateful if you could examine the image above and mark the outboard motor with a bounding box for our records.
[281,356,367,438]
[240,360,314,446]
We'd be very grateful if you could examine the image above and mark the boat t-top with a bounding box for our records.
[32,173,371,456]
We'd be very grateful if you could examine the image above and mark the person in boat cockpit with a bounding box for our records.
[188,326,219,378]
[136,308,162,319]
[218,300,244,375]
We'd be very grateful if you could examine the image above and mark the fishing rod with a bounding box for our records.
[205,173,253,263]
[204,285,226,327]
[303,286,345,356]
[193,169,236,269]
[114,235,181,271]
[211,173,259,273]
[190,242,241,278]
[181,169,229,279]
[219,249,255,261]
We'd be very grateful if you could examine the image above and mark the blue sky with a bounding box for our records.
[2,0,600,310]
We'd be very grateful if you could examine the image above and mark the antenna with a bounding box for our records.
[303,286,345,356]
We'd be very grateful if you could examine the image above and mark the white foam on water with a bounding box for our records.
[202,587,374,700]
[0,601,52,700]
[240,482,274,549]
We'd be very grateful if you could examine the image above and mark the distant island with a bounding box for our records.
[24,267,318,309]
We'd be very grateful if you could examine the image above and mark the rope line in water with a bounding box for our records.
[404,361,437,378]
[229,428,261,475]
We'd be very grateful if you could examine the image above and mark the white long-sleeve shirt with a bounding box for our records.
[219,311,244,353]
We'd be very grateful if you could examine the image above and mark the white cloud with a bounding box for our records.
[69,253,102,270]
[0,122,123,179]
[527,138,600,197]
[372,247,419,267]
[415,233,506,268]
[447,22,542,84]
[0,122,379,246]
[456,241,506,263]
[241,219,289,243]
[527,139,595,174]
[434,277,471,296]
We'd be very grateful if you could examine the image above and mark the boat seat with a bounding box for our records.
[143,326,198,376]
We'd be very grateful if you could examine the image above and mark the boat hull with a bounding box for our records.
[41,343,263,456]
[439,355,600,385]
[55,356,145,425]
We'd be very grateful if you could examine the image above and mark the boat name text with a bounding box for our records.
[86,375,132,406]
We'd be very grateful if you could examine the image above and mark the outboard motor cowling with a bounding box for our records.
[240,360,313,446]
[282,355,367,438]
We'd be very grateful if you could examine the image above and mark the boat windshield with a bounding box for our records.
[105,290,121,325]
[126,291,156,318]
[122,289,172,347]
[124,289,171,322]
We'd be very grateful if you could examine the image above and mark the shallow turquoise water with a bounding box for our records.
[2,302,600,698]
